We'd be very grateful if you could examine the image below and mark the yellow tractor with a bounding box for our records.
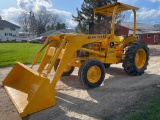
[2,2,149,117]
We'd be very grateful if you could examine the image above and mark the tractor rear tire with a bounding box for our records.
[54,59,75,76]
[122,41,149,76]
[78,59,106,88]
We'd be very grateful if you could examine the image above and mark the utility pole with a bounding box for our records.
[29,11,37,35]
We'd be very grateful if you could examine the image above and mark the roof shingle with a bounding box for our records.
[120,22,160,31]
[0,20,20,28]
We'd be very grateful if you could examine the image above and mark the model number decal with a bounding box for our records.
[87,35,106,39]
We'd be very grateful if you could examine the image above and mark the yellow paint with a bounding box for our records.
[2,2,140,117]
[123,36,138,48]
[2,62,55,117]
[47,47,56,56]
[114,36,124,44]
[80,48,105,57]
[135,49,146,69]
[87,66,101,83]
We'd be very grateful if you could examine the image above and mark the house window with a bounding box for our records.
[5,33,8,36]
[11,28,15,31]
[136,35,139,39]
[147,34,151,38]
[19,34,25,37]
[139,35,143,40]
[9,33,12,36]
[0,28,4,30]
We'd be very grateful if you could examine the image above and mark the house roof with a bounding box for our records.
[120,22,160,31]
[0,20,20,28]
[129,30,160,35]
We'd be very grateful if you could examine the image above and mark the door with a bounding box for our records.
[154,35,158,44]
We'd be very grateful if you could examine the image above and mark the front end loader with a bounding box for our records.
[2,2,149,117]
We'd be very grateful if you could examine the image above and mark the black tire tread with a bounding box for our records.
[54,59,75,76]
[122,40,149,76]
[78,59,106,88]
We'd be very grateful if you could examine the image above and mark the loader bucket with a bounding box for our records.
[2,62,56,117]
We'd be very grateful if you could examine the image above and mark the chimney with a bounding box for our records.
[0,16,2,20]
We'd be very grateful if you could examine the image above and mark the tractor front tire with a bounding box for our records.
[54,59,75,76]
[122,41,149,76]
[78,59,106,88]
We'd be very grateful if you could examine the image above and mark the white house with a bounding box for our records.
[0,18,21,42]
[16,32,37,42]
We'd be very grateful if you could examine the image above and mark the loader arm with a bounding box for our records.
[46,34,110,88]
[31,37,52,67]
[31,35,64,70]
[36,35,63,73]
[2,2,142,117]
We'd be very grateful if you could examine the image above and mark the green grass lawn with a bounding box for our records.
[123,94,160,120]
[0,43,44,67]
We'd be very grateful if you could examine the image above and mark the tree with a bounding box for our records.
[50,14,61,30]
[18,12,30,32]
[18,11,65,35]
[73,0,124,34]
[29,11,37,34]
[56,22,67,30]
[46,14,66,31]
[33,11,51,35]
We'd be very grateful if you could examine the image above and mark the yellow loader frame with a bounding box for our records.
[3,2,148,117]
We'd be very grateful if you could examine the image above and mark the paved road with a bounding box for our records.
[0,45,160,120]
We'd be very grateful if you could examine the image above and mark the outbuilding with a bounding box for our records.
[117,22,160,44]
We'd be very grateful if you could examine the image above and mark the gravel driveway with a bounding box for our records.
[0,45,160,120]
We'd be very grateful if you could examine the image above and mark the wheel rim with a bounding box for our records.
[135,48,146,69]
[64,64,72,72]
[87,65,101,83]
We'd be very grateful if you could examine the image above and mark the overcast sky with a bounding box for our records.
[0,0,160,28]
